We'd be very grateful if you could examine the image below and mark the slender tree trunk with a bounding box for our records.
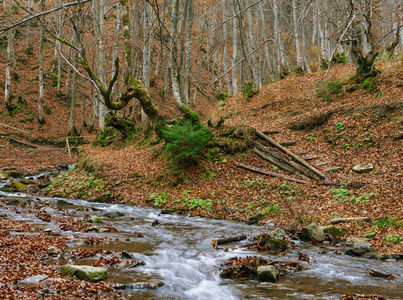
[232,0,238,94]
[183,0,193,106]
[222,0,231,95]
[5,0,13,111]
[38,0,46,124]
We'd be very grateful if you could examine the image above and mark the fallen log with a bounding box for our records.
[304,156,320,161]
[369,269,395,279]
[235,162,309,184]
[255,130,326,180]
[279,141,296,147]
[253,148,297,174]
[211,234,247,248]
[254,142,311,179]
[323,166,342,173]
[315,160,331,166]
[0,134,37,148]
[330,217,371,225]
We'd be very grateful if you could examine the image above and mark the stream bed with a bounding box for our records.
[1,174,402,300]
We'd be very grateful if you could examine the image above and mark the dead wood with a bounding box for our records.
[253,142,318,180]
[0,134,37,148]
[323,166,342,172]
[315,161,331,166]
[304,156,320,161]
[255,130,326,180]
[279,141,296,147]
[262,130,280,135]
[235,162,309,184]
[211,234,247,248]
[253,148,297,174]
[369,269,395,279]
[330,217,371,224]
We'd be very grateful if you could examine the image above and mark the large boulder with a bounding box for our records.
[10,181,26,192]
[263,235,288,252]
[352,162,374,173]
[257,265,279,283]
[345,247,375,257]
[346,237,372,247]
[300,223,326,242]
[60,265,107,282]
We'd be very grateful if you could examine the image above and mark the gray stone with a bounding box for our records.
[345,247,375,257]
[346,237,372,247]
[103,211,125,218]
[7,199,27,206]
[37,166,47,172]
[57,199,72,206]
[389,254,401,259]
[300,223,326,242]
[23,275,48,284]
[257,265,279,283]
[48,246,59,256]
[352,162,374,173]
[269,229,286,240]
[86,226,99,232]
[43,229,52,233]
[60,265,107,282]
[121,251,134,259]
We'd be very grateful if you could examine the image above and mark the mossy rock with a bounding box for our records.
[57,199,73,206]
[60,265,107,282]
[7,171,24,178]
[10,181,26,192]
[88,215,103,223]
[7,198,27,206]
[19,179,34,185]
[103,211,125,218]
[37,166,47,172]
[263,235,288,252]
[321,225,346,236]
[0,172,7,180]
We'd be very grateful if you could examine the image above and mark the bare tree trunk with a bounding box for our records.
[222,0,231,95]
[38,0,46,124]
[141,1,151,132]
[183,0,193,106]
[5,0,13,111]
[231,0,238,93]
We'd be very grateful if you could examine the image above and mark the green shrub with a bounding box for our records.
[320,53,348,70]
[163,120,211,169]
[93,128,119,147]
[241,80,259,100]
[216,91,229,105]
[363,78,375,92]
[316,79,344,102]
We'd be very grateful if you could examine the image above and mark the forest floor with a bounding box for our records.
[1,57,403,256]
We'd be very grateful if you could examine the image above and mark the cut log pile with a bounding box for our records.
[236,129,332,184]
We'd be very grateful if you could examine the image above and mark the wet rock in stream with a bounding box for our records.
[60,265,108,282]
[7,198,27,206]
[10,181,26,192]
[114,281,164,290]
[300,222,326,242]
[257,265,279,282]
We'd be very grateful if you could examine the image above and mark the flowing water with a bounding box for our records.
[1,174,402,300]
